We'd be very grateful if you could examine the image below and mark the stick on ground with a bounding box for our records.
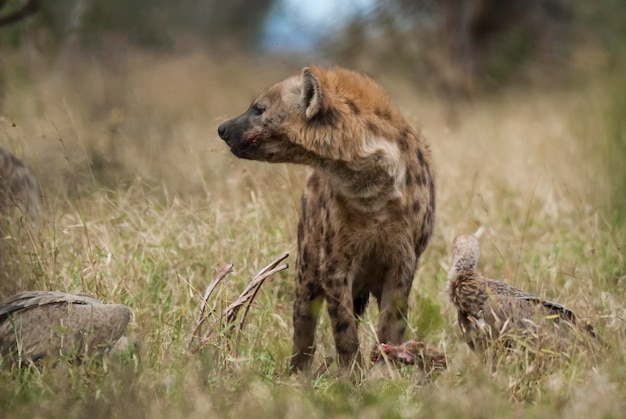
[190,253,289,353]
[221,252,289,344]
[187,263,234,352]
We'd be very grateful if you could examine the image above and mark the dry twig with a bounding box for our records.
[189,253,289,353]
[187,263,234,352]
[222,251,289,336]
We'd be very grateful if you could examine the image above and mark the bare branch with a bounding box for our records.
[254,251,290,278]
[187,263,234,352]
[222,252,289,336]
[200,264,234,318]
[233,263,289,332]
[192,252,289,354]
[0,0,39,27]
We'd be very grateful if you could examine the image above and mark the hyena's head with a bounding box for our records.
[218,66,401,165]
[217,67,323,163]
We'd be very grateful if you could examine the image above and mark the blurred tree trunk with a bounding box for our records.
[0,0,39,26]
[440,0,536,96]
[57,0,93,73]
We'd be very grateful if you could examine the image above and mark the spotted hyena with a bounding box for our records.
[0,146,39,222]
[218,66,435,372]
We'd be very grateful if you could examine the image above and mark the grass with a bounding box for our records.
[1,46,625,418]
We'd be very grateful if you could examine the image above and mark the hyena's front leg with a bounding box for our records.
[376,258,417,345]
[291,282,323,373]
[324,263,361,368]
[290,226,323,373]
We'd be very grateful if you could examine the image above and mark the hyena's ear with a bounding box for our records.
[301,67,322,119]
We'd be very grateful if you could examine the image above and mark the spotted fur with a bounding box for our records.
[218,66,435,372]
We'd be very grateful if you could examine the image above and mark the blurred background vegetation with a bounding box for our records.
[1,0,625,86]
[0,1,624,82]
[0,0,625,218]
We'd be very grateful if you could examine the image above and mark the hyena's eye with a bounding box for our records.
[251,103,265,116]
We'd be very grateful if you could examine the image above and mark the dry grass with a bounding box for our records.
[0,47,625,418]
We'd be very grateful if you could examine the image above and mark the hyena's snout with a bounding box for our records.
[217,116,251,148]
[218,115,262,160]
[217,121,232,144]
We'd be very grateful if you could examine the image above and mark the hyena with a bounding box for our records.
[0,146,39,222]
[218,66,435,372]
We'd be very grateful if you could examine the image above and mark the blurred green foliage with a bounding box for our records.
[605,70,626,225]
[580,1,626,224]
[1,0,625,76]
[0,0,275,51]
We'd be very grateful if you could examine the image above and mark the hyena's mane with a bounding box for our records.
[283,66,415,184]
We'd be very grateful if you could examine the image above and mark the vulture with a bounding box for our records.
[0,291,130,365]
[447,234,596,357]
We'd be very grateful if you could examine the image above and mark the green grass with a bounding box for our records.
[0,48,625,418]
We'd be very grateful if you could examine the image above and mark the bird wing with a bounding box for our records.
[482,278,578,322]
[518,296,577,322]
[0,291,102,321]
[483,278,534,299]
[0,293,129,363]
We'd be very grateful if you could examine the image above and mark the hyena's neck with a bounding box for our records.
[292,130,408,207]
[311,158,404,214]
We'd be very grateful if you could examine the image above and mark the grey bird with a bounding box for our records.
[447,234,596,357]
[0,291,130,365]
